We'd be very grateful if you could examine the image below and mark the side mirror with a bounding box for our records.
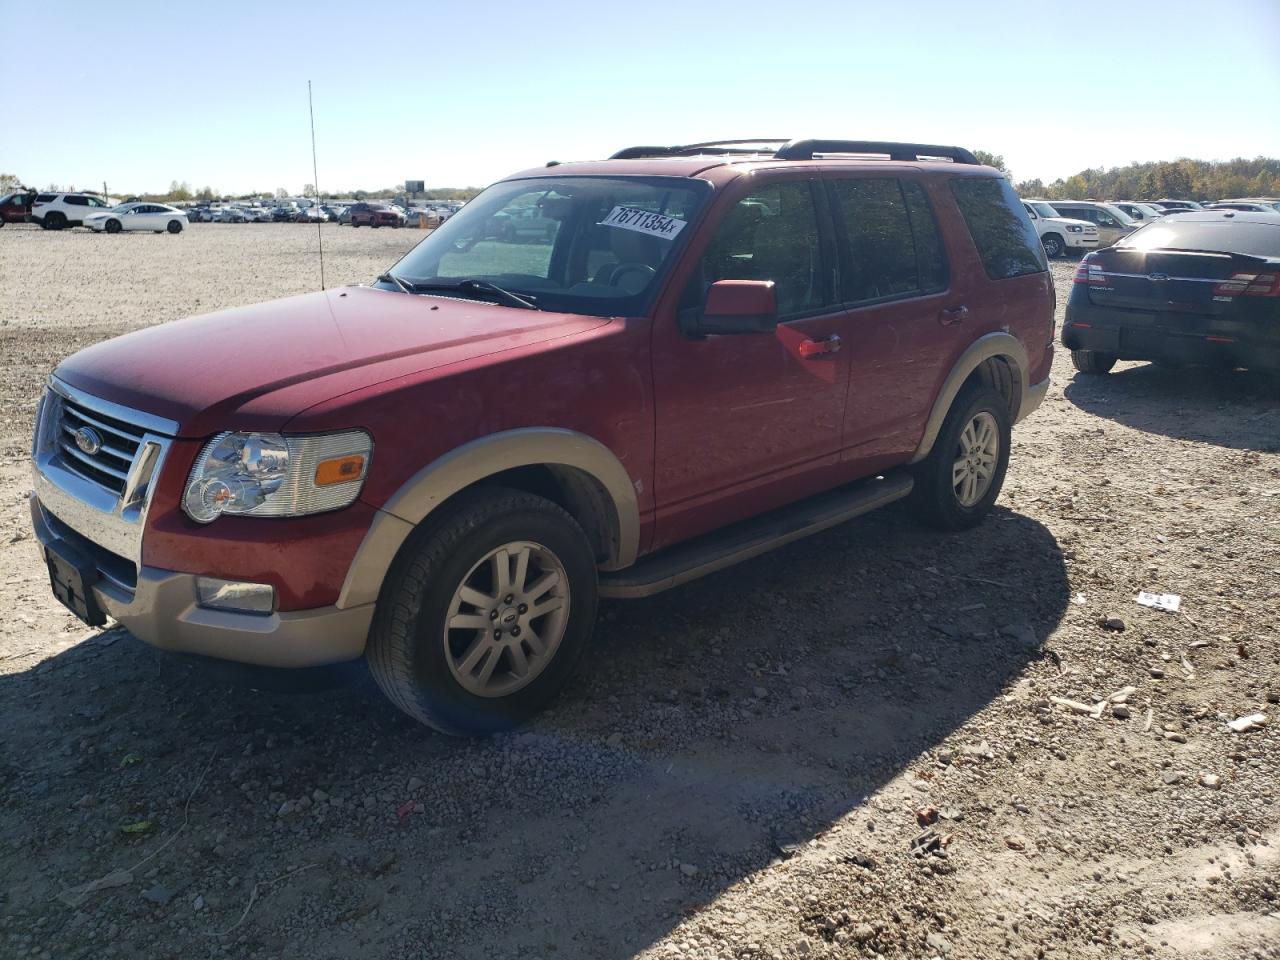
[688,280,778,335]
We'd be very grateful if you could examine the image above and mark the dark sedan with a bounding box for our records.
[1063,211,1280,374]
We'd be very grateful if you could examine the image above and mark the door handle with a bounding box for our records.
[939,305,969,326]
[798,334,842,358]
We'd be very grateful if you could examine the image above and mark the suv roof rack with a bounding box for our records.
[609,139,979,165]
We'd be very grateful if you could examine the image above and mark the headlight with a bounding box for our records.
[183,430,371,523]
[1066,224,1083,233]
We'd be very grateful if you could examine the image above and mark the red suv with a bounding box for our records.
[1,189,35,224]
[31,139,1053,734]
[348,202,404,228]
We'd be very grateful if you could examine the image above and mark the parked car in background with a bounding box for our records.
[348,202,404,227]
[84,203,187,234]
[0,189,37,224]
[216,207,247,223]
[1048,200,1138,247]
[1021,200,1098,258]
[491,205,560,243]
[1063,210,1280,374]
[321,205,346,222]
[1151,199,1203,212]
[271,206,298,222]
[244,208,273,223]
[295,207,329,223]
[30,137,1054,734]
[1112,201,1167,222]
[1216,198,1280,212]
[31,192,113,229]
[1205,201,1275,213]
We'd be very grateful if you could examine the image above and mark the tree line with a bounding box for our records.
[1011,157,1279,201]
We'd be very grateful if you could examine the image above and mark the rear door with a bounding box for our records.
[826,175,959,464]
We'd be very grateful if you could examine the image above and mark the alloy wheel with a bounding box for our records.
[443,541,570,698]
[951,411,999,507]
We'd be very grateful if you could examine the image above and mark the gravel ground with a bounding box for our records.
[0,223,1277,960]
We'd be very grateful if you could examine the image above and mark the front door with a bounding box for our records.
[650,178,852,549]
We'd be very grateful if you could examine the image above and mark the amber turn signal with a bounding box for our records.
[314,454,366,486]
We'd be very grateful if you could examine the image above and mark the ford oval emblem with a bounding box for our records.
[1148,272,1169,282]
[73,426,103,456]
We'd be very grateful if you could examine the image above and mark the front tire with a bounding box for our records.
[911,385,1011,531]
[367,489,599,735]
[1071,349,1117,374]
[1042,233,1065,258]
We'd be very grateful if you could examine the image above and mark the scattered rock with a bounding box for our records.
[752,686,769,699]
[679,863,698,877]
[1163,731,1187,744]
[1112,704,1131,720]
[1227,714,1269,733]
[406,777,424,793]
[926,931,954,954]
[1000,623,1038,648]
[1099,616,1126,632]
[1199,773,1222,790]
[916,806,939,827]
[1005,836,1027,851]
[141,884,174,906]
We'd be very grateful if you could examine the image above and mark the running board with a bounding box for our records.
[599,472,914,599]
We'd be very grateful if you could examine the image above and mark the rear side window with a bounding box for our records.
[950,178,1047,279]
[65,195,88,206]
[36,193,55,202]
[830,178,947,303]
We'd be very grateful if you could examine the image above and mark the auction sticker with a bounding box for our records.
[599,206,686,239]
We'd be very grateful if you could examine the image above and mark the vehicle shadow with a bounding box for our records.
[0,505,1068,960]
[1063,362,1280,451]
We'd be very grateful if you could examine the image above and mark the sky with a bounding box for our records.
[3,0,1278,196]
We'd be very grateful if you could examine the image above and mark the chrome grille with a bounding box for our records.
[57,398,146,496]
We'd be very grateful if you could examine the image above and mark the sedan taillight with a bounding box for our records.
[1213,272,1280,298]
[1073,255,1107,286]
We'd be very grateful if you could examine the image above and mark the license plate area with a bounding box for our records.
[44,540,106,627]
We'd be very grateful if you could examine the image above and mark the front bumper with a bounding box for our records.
[31,494,372,667]
[1064,234,1098,249]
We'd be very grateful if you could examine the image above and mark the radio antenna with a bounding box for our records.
[307,79,325,290]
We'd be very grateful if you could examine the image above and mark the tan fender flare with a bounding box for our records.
[908,332,1029,465]
[337,428,640,610]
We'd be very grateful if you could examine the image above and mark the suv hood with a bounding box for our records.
[54,286,606,437]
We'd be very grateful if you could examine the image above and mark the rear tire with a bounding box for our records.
[366,488,598,735]
[44,212,66,230]
[105,219,121,234]
[1071,349,1117,374]
[167,219,182,234]
[1042,233,1065,258]
[911,385,1011,531]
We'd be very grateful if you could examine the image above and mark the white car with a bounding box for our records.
[1021,200,1098,258]
[217,207,248,223]
[84,203,188,234]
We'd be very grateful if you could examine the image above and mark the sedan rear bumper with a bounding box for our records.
[1062,308,1280,372]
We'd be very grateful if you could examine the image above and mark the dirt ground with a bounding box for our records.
[0,222,1277,960]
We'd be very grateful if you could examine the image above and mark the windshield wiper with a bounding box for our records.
[401,278,542,310]
[376,272,414,294]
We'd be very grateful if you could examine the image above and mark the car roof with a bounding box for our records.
[505,155,996,186]
[1160,209,1280,224]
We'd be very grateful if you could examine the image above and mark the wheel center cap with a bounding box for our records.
[499,607,519,626]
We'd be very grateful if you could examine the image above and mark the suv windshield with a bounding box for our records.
[385,176,708,317]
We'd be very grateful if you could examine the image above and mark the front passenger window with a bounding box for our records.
[695,181,827,318]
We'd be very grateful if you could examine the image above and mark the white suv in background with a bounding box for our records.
[1021,199,1098,258]
[31,192,113,230]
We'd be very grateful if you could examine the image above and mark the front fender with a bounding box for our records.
[336,428,639,609]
